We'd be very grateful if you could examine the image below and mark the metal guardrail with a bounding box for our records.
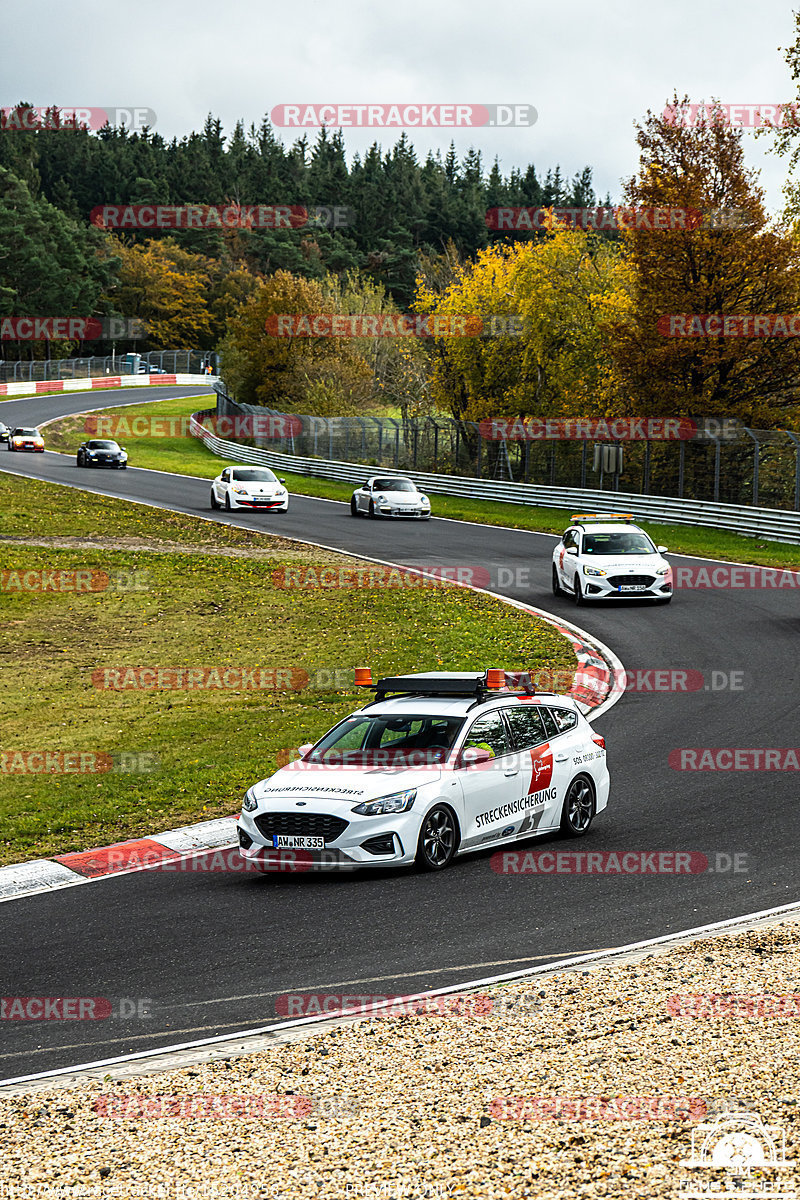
[212,382,800,512]
[189,413,800,544]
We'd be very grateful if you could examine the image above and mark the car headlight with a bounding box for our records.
[242,787,258,813]
[583,566,607,577]
[420,495,430,506]
[276,487,286,496]
[656,565,671,575]
[232,485,248,495]
[352,789,417,816]
[377,494,387,503]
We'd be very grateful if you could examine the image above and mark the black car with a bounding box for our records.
[0,422,10,445]
[76,439,128,469]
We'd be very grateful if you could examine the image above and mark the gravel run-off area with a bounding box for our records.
[2,920,799,1199]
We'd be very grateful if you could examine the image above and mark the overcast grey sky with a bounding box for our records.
[5,0,799,212]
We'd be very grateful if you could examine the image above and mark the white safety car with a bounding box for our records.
[350,475,431,519]
[237,668,609,872]
[210,466,289,512]
[552,514,672,605]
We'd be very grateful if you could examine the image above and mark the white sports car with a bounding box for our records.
[552,513,672,604]
[350,476,431,519]
[237,669,609,872]
[210,466,289,512]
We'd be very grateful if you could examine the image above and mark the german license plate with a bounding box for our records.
[619,585,647,593]
[272,835,325,849]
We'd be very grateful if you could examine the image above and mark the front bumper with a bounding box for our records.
[13,444,44,452]
[569,568,672,600]
[376,506,430,519]
[237,807,418,870]
[230,496,288,511]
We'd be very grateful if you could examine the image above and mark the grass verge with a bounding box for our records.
[41,394,800,570]
[0,472,574,867]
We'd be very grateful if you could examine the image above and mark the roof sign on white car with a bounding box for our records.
[357,669,558,707]
[570,512,634,523]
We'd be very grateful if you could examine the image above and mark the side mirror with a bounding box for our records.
[566,546,579,556]
[460,746,492,768]
[279,478,286,484]
[656,545,668,554]
[298,743,314,758]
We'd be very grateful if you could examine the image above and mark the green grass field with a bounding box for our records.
[0,472,575,866]
[42,393,800,570]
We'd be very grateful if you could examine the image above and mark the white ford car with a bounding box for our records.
[350,476,431,519]
[210,466,289,512]
[237,669,609,872]
[552,514,672,605]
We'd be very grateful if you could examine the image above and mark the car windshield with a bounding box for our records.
[307,713,464,767]
[13,429,38,436]
[583,531,654,555]
[88,440,120,450]
[373,478,415,493]
[231,469,277,482]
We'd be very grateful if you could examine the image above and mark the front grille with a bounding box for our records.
[607,574,655,588]
[254,812,349,843]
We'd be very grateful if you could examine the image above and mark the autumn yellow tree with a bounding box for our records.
[415,227,631,425]
[105,238,215,348]
[219,270,375,412]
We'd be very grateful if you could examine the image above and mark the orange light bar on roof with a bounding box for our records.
[570,513,634,522]
[485,668,505,690]
[354,667,373,686]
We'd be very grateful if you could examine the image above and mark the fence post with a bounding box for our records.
[433,423,439,472]
[678,441,685,498]
[784,431,800,511]
[643,440,651,494]
[477,432,482,478]
[394,424,400,467]
[743,428,759,506]
[413,424,419,469]
[713,439,721,503]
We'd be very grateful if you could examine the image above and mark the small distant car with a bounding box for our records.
[0,422,11,446]
[8,427,44,452]
[552,513,672,605]
[350,475,431,519]
[76,439,128,469]
[210,466,289,512]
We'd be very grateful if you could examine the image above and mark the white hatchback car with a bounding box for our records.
[350,476,431,519]
[210,466,289,512]
[552,514,672,605]
[237,669,609,872]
